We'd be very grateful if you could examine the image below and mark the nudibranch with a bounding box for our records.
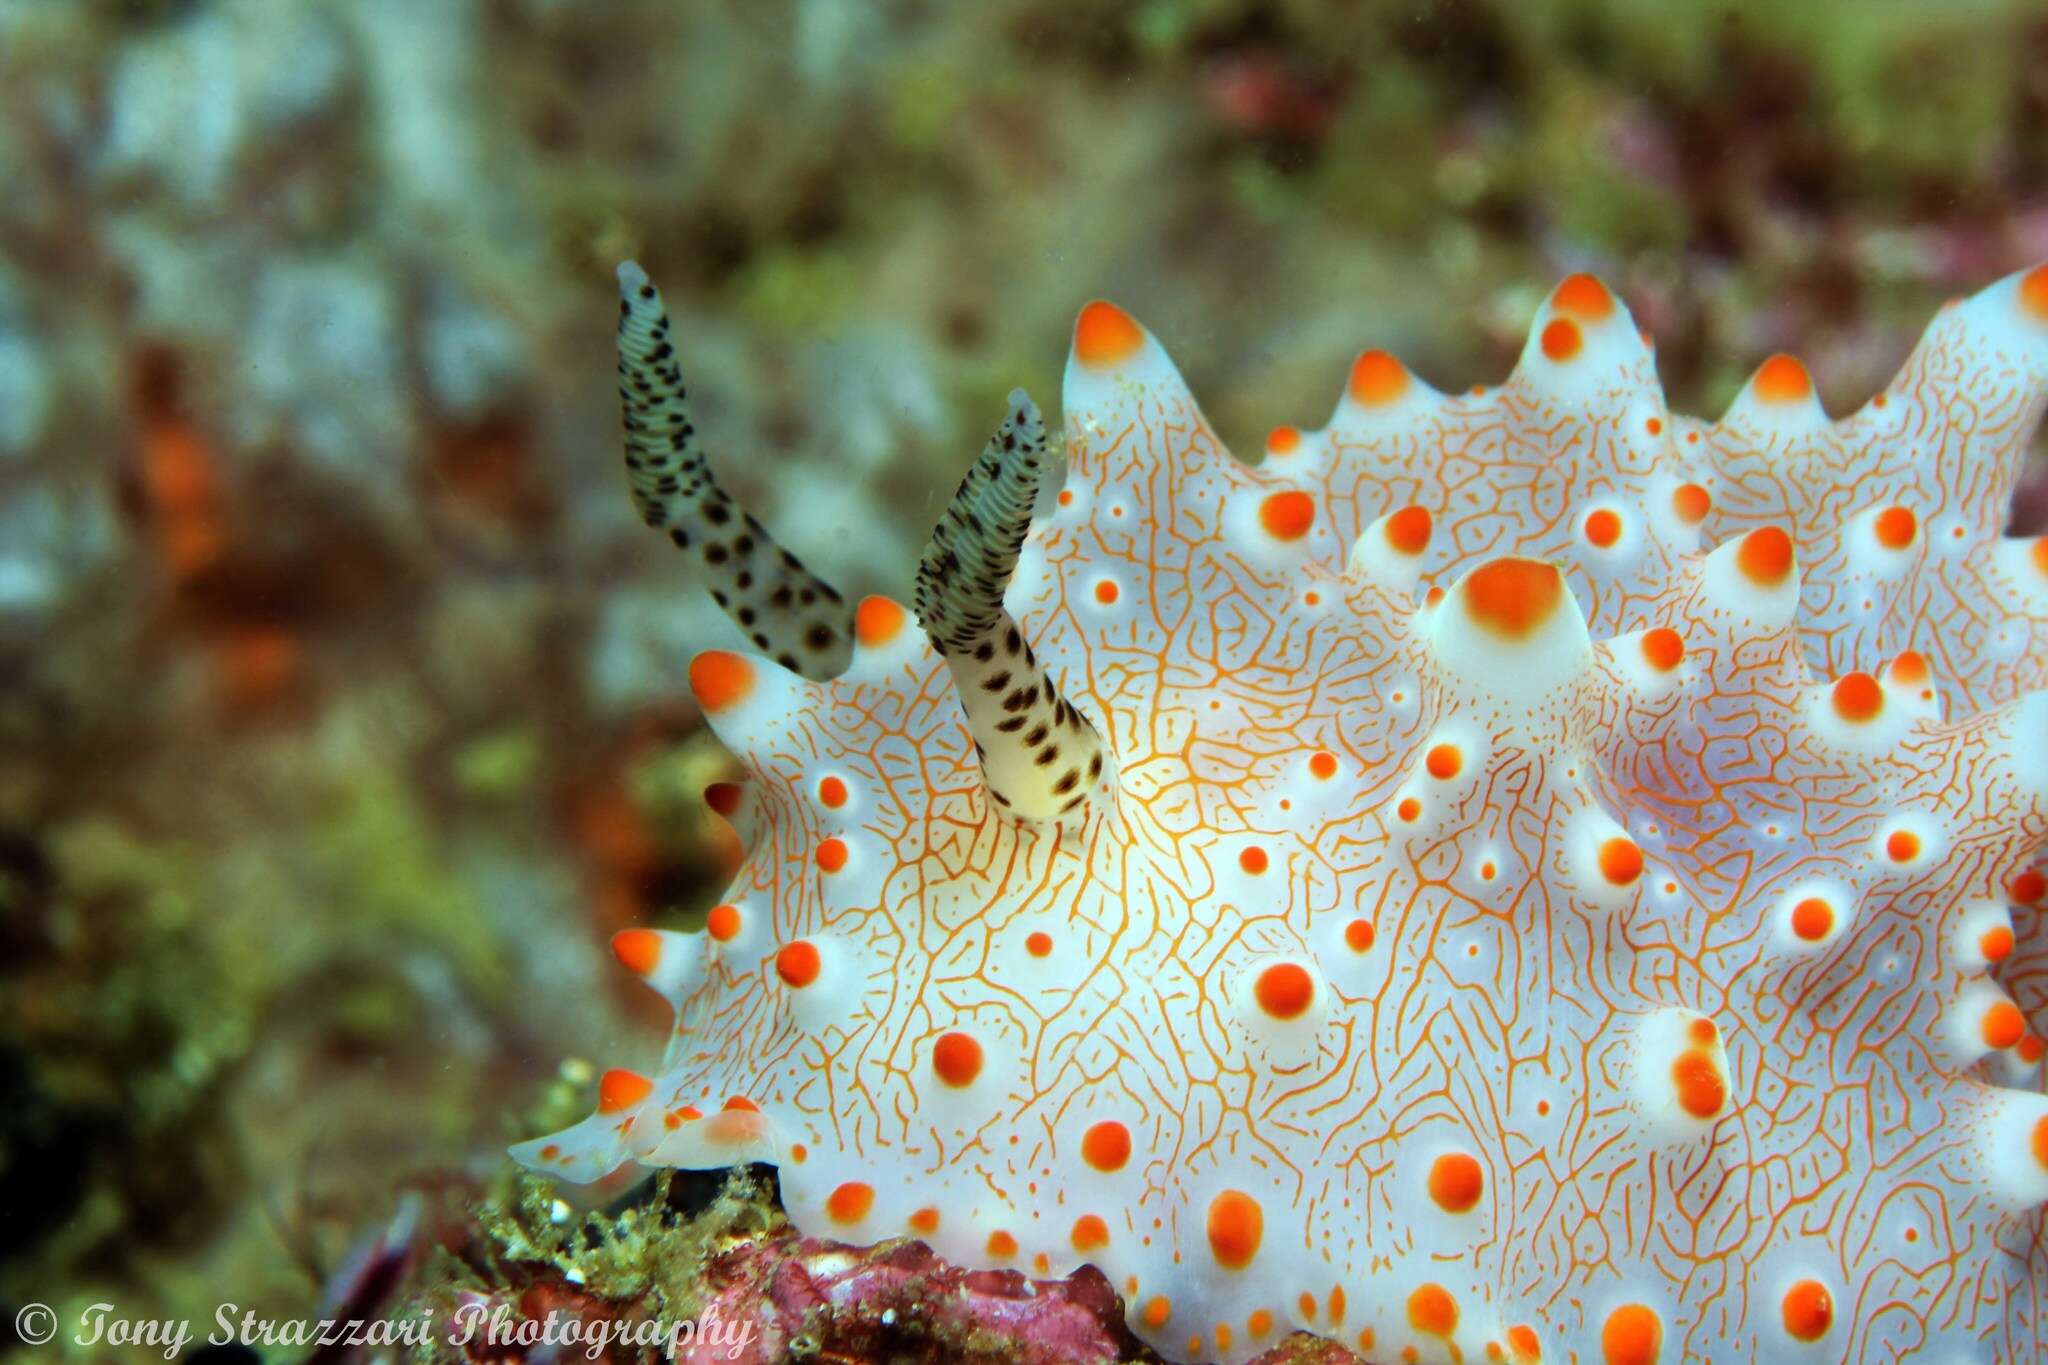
[518,260,2048,1363]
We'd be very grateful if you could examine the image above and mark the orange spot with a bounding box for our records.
[1886,830,1921,863]
[1540,317,1582,361]
[1428,1152,1484,1213]
[855,595,904,647]
[932,1031,984,1087]
[1206,1190,1264,1269]
[826,1182,874,1224]
[1671,483,1711,524]
[1349,349,1410,406]
[2021,264,2048,320]
[1358,1328,1376,1352]
[1385,505,1433,555]
[1461,557,1563,638]
[1424,585,1445,607]
[1781,1280,1832,1342]
[1552,273,1614,320]
[2013,869,2047,905]
[689,650,754,712]
[1982,926,2015,962]
[1309,750,1338,779]
[818,775,848,808]
[1598,838,1644,887]
[1408,1283,1459,1336]
[1329,1287,1347,1325]
[1214,1325,1232,1353]
[1075,301,1144,368]
[539,1144,561,1160]
[776,940,821,988]
[1026,930,1053,957]
[1071,1214,1110,1252]
[1396,796,1422,822]
[986,1230,1018,1258]
[2021,1034,2046,1064]
[598,1068,652,1114]
[1093,579,1120,605]
[723,1094,759,1111]
[2033,1115,2048,1170]
[1507,1324,1541,1361]
[1254,963,1315,1020]
[1889,650,1929,684]
[1266,425,1301,455]
[1082,1120,1132,1172]
[1873,505,1917,549]
[2036,536,2048,578]
[1344,919,1376,953]
[1984,1000,2025,1049]
[1753,354,1812,403]
[1143,1297,1172,1331]
[789,1142,807,1162]
[1238,846,1269,875]
[1791,898,1834,942]
[1832,672,1883,722]
[1672,1049,1726,1119]
[908,1207,940,1235]
[1584,508,1622,548]
[1645,416,1663,436]
[1057,489,1074,506]
[1640,628,1683,672]
[1601,1304,1662,1365]
[1735,527,1794,587]
[1425,744,1463,779]
[704,903,741,942]
[816,837,848,873]
[611,928,662,975]
[1688,1018,1719,1047]
[1259,490,1316,541]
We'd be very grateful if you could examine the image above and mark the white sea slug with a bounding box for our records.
[516,261,2048,1363]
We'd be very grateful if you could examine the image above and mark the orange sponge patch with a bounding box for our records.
[1461,558,1563,639]
[1075,300,1145,368]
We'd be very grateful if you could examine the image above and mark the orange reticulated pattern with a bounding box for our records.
[516,268,2048,1365]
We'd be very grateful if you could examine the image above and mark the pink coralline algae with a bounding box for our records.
[517,259,2048,1363]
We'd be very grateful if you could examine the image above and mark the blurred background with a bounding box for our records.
[5,0,2048,1356]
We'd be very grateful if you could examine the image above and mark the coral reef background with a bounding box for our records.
[3,0,2047,1359]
